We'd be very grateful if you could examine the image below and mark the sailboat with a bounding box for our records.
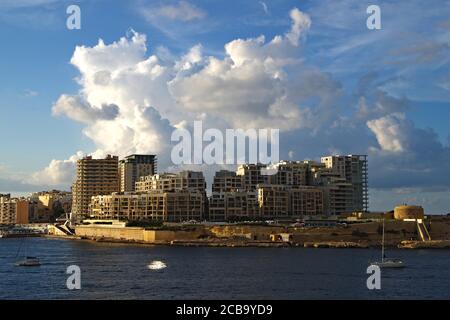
[15,235,41,267]
[370,218,405,268]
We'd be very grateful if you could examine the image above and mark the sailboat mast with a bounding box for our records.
[381,218,385,263]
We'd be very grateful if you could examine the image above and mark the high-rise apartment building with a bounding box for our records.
[321,155,368,212]
[311,169,355,215]
[119,154,157,192]
[72,155,119,217]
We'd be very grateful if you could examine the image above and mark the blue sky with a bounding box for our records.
[0,0,449,213]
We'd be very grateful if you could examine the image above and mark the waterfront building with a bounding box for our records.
[312,170,354,215]
[320,155,368,212]
[0,195,38,225]
[289,187,324,217]
[29,190,72,222]
[268,161,308,186]
[135,171,206,193]
[0,194,16,225]
[236,163,269,191]
[208,191,259,221]
[72,155,119,217]
[90,190,204,222]
[212,170,244,193]
[257,185,290,217]
[119,154,157,192]
[258,184,324,218]
[208,185,323,222]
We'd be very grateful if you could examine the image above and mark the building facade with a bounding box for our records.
[321,155,368,213]
[0,194,16,225]
[209,191,259,221]
[135,171,206,193]
[119,154,157,192]
[269,161,308,186]
[236,164,269,191]
[90,190,205,222]
[212,170,244,193]
[0,195,37,225]
[29,190,72,222]
[72,155,119,217]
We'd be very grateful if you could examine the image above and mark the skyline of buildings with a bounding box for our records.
[0,153,370,224]
[78,153,369,223]
[1,151,447,224]
[0,190,72,225]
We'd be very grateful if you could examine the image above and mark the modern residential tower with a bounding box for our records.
[72,155,119,218]
[119,154,157,192]
[320,155,368,213]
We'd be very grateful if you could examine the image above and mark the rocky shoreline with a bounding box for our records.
[39,234,450,249]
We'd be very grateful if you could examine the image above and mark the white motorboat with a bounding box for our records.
[16,256,41,267]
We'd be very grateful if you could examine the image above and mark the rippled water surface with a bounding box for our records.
[1,237,449,299]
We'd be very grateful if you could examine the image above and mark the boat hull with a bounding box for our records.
[371,261,405,268]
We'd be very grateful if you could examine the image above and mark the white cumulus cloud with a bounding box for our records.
[367,113,408,153]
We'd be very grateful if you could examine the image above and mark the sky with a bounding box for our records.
[0,0,449,213]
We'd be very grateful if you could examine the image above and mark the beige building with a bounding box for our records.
[269,161,308,186]
[90,170,207,222]
[321,155,368,212]
[119,154,157,192]
[311,169,354,215]
[135,171,206,193]
[289,187,324,217]
[212,170,244,193]
[208,185,323,222]
[90,190,204,222]
[0,195,38,225]
[258,185,290,217]
[0,194,17,225]
[209,191,259,221]
[72,155,119,217]
[236,164,269,191]
[258,185,323,218]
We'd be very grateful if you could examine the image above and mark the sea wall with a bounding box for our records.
[75,225,206,243]
[75,225,145,242]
